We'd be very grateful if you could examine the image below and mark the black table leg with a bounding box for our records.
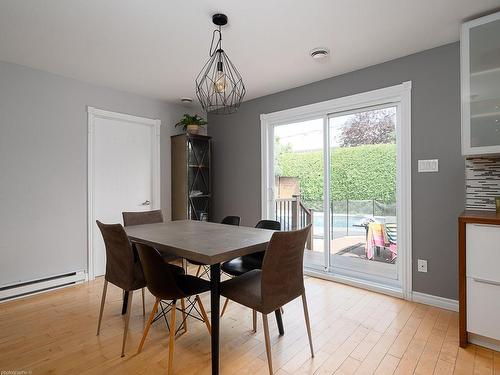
[210,263,221,375]
[275,309,285,336]
[122,291,129,315]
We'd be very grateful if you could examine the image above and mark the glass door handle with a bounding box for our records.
[141,200,151,206]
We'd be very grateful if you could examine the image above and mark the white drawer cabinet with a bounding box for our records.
[466,224,500,283]
[467,277,500,341]
[461,220,500,350]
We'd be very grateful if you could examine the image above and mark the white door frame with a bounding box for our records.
[260,82,412,300]
[87,106,161,280]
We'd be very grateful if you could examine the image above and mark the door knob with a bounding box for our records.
[141,200,151,206]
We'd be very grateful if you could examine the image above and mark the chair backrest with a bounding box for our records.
[221,216,241,226]
[122,210,164,227]
[261,224,311,310]
[136,243,184,300]
[96,221,140,290]
[243,220,282,264]
[255,220,281,231]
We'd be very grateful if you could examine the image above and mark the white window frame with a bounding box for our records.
[260,82,412,300]
[87,106,161,280]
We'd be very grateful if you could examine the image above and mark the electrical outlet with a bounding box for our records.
[418,159,439,172]
[417,259,428,273]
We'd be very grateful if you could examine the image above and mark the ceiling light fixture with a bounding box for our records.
[195,13,246,115]
[310,47,330,60]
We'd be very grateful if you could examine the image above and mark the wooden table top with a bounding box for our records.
[459,210,500,225]
[125,220,275,265]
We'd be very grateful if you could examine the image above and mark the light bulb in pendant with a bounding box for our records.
[214,61,226,93]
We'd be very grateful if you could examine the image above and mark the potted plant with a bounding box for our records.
[175,114,207,135]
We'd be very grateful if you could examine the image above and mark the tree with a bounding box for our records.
[339,109,396,147]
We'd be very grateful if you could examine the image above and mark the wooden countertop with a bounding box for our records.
[459,210,500,225]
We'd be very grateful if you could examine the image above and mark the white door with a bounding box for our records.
[89,108,160,278]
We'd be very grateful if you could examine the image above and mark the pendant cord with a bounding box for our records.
[209,26,222,57]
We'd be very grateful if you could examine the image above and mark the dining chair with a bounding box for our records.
[122,210,184,268]
[191,215,241,278]
[95,221,147,357]
[136,243,211,375]
[220,225,313,375]
[220,220,281,317]
[122,210,185,317]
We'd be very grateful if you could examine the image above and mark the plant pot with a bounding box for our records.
[186,124,200,134]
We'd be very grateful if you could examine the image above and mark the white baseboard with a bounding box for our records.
[0,271,87,303]
[469,333,500,352]
[411,291,458,312]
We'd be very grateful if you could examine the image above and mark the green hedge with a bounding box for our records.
[277,144,396,203]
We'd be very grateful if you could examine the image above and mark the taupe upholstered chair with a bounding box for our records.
[122,210,183,268]
[95,221,147,357]
[220,225,314,374]
[136,243,211,375]
[122,209,164,227]
[220,220,281,317]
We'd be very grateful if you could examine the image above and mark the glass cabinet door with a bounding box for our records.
[462,12,500,154]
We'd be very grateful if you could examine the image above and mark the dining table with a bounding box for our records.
[124,219,277,375]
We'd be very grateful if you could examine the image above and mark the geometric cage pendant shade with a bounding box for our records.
[195,13,246,115]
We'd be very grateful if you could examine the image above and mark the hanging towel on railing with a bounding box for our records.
[366,223,388,260]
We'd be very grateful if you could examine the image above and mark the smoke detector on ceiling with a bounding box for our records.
[180,97,193,103]
[310,47,330,60]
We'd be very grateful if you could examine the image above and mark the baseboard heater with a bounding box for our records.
[0,271,87,302]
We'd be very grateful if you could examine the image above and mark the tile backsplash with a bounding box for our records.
[466,157,500,210]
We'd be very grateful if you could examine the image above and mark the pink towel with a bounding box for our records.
[366,223,388,259]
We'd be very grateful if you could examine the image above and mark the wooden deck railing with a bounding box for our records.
[275,195,314,250]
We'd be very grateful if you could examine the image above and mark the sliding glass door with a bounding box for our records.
[272,118,327,269]
[328,105,398,281]
[265,93,406,289]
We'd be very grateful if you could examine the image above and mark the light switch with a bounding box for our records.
[418,159,439,172]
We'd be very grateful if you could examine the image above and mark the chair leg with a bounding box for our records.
[220,298,230,317]
[137,298,160,354]
[301,292,314,358]
[252,310,257,333]
[195,295,211,334]
[167,300,177,375]
[96,280,108,336]
[180,298,188,333]
[262,313,273,375]
[121,290,134,357]
[195,265,202,277]
[141,288,146,317]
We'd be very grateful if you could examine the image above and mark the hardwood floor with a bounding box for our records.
[0,276,498,374]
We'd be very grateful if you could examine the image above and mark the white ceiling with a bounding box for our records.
[0,0,499,105]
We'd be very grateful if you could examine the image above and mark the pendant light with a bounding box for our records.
[195,13,246,115]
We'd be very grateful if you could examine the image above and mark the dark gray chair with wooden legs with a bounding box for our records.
[122,210,184,267]
[191,215,241,278]
[136,243,211,375]
[95,221,147,357]
[220,220,281,317]
[220,225,314,375]
[122,210,184,316]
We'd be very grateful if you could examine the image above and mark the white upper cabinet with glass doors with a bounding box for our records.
[461,11,500,156]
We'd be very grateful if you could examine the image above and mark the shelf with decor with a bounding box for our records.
[171,133,212,221]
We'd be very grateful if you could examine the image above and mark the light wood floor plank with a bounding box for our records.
[0,275,498,375]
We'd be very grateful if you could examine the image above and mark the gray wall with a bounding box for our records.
[208,42,464,300]
[0,61,197,286]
